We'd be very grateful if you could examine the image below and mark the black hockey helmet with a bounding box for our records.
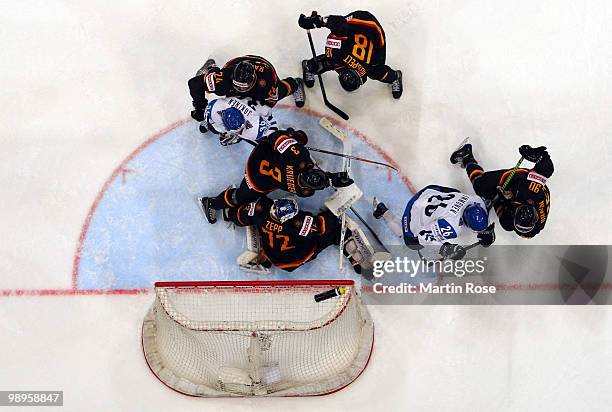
[232,61,256,92]
[513,204,538,235]
[338,68,363,92]
[299,168,329,190]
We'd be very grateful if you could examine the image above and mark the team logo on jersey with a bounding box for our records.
[527,171,547,185]
[326,38,342,49]
[299,215,314,236]
[276,138,298,154]
[258,78,267,88]
[205,73,216,92]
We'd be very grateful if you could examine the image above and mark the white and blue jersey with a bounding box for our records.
[205,97,277,140]
[401,185,487,246]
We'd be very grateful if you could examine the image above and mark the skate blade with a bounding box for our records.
[453,136,470,153]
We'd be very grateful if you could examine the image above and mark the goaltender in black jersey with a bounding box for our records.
[225,196,341,272]
[211,196,388,276]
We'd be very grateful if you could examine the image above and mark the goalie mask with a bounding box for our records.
[338,68,363,92]
[299,168,329,190]
[270,198,299,224]
[514,204,538,235]
[232,61,256,92]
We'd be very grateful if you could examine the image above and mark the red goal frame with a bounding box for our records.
[142,279,373,397]
[153,279,355,288]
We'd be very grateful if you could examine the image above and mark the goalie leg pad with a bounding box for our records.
[237,225,270,274]
[343,217,392,273]
[343,217,375,270]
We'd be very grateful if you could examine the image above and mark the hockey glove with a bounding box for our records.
[299,12,324,30]
[328,171,354,188]
[477,223,496,247]
[219,132,241,146]
[291,129,308,146]
[373,201,389,220]
[439,243,466,260]
[496,185,514,201]
[191,108,206,122]
[519,145,548,163]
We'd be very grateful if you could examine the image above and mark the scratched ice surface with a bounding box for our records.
[76,109,417,289]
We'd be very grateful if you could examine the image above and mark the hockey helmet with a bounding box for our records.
[463,204,488,232]
[299,168,329,190]
[221,107,245,131]
[232,61,256,92]
[270,198,299,223]
[513,204,538,234]
[338,68,363,92]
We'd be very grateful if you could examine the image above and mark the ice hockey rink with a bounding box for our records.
[2,0,612,410]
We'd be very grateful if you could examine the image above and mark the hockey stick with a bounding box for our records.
[306,29,350,120]
[237,137,257,147]
[236,136,396,171]
[417,240,482,265]
[488,156,524,211]
[348,206,390,253]
[314,286,347,302]
[501,157,524,190]
[337,124,351,271]
[318,117,398,171]
[305,146,399,172]
[318,117,390,254]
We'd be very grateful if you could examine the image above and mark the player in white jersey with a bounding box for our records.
[201,96,278,145]
[373,185,496,259]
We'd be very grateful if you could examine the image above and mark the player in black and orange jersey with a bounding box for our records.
[222,196,341,272]
[451,142,554,238]
[198,128,353,224]
[188,56,305,125]
[299,10,402,99]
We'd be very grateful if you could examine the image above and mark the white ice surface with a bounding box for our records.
[1,0,612,410]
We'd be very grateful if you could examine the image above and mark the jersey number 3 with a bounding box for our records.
[259,160,282,183]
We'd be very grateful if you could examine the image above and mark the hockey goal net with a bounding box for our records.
[142,280,374,397]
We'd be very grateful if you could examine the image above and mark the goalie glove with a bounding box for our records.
[439,243,466,260]
[477,223,496,247]
[327,171,354,188]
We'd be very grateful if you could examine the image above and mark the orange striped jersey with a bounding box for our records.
[227,196,338,270]
[323,11,387,78]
